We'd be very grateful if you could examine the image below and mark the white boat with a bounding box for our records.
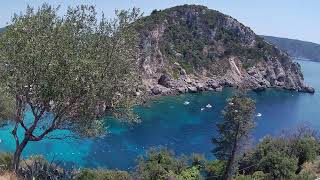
[257,113,262,117]
[183,101,190,105]
[206,104,212,108]
[201,108,205,111]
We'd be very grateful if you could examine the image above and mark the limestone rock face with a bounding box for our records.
[135,5,314,95]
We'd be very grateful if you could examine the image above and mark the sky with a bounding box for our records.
[0,0,319,44]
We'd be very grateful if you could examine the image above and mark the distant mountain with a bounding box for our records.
[0,27,5,33]
[262,35,320,62]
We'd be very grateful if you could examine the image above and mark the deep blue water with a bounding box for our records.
[0,60,319,170]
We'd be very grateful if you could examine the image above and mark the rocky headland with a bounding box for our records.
[134,5,314,96]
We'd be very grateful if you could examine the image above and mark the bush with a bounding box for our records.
[292,137,319,172]
[76,169,131,180]
[179,166,202,180]
[235,171,271,180]
[251,171,271,180]
[259,150,297,179]
[133,148,194,180]
[204,160,225,179]
[234,174,251,180]
[294,170,317,180]
[19,155,70,180]
[0,152,13,172]
[165,166,202,180]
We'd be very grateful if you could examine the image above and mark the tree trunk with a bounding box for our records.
[223,123,240,180]
[223,145,237,180]
[13,138,29,172]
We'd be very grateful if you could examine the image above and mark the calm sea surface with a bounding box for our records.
[0,60,319,170]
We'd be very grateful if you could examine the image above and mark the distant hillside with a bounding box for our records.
[0,27,5,33]
[262,35,320,61]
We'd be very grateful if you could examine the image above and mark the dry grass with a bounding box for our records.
[0,172,19,180]
[302,159,320,178]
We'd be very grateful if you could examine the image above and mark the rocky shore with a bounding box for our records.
[144,57,315,96]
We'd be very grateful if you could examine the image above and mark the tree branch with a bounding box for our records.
[29,96,81,142]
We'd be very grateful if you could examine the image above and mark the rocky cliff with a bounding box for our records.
[135,5,314,96]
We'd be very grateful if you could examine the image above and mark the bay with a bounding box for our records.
[0,60,319,170]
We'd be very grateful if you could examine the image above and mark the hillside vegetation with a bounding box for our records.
[262,35,320,61]
[134,5,314,95]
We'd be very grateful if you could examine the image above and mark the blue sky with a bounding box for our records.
[1,0,319,43]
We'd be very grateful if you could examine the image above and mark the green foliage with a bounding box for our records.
[259,150,297,179]
[76,169,131,180]
[0,153,13,172]
[0,3,143,170]
[235,171,271,180]
[165,166,202,180]
[134,148,193,180]
[19,155,70,179]
[0,3,142,135]
[213,96,256,160]
[251,171,271,180]
[262,35,320,61]
[239,129,320,180]
[294,170,317,180]
[190,153,205,167]
[212,95,256,179]
[234,174,252,180]
[292,137,319,169]
[204,160,225,179]
[136,5,276,78]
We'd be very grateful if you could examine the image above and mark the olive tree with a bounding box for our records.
[0,4,142,171]
[212,96,256,180]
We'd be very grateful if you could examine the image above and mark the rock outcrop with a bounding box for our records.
[135,5,314,96]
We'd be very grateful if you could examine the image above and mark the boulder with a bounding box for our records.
[177,87,187,93]
[253,86,266,92]
[207,79,220,89]
[187,86,197,93]
[196,82,206,91]
[151,86,162,95]
[185,78,192,84]
[215,87,223,92]
[158,74,171,88]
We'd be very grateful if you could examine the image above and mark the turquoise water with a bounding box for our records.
[0,60,319,170]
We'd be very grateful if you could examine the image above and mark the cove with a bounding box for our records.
[0,60,319,170]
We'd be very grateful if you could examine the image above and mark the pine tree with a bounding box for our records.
[212,96,256,180]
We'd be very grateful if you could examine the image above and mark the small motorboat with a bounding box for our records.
[183,101,190,105]
[257,113,262,117]
[201,108,205,111]
[206,104,212,108]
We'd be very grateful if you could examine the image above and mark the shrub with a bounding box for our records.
[251,171,271,180]
[76,169,131,180]
[19,155,70,180]
[0,153,13,172]
[164,166,202,180]
[291,137,319,172]
[294,170,317,180]
[204,160,225,179]
[259,150,297,179]
[133,148,190,180]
